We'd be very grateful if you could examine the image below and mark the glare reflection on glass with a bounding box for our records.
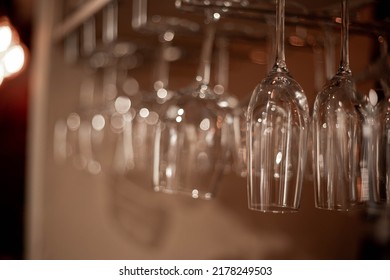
[114,96,131,114]
[275,152,282,164]
[192,189,199,199]
[157,88,168,99]
[67,113,81,131]
[139,108,150,118]
[200,118,211,131]
[92,114,106,131]
[163,31,175,42]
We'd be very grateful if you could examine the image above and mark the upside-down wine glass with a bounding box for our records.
[117,31,177,187]
[53,51,113,174]
[312,0,363,211]
[116,2,200,187]
[246,0,310,213]
[380,38,390,205]
[53,15,101,169]
[153,10,230,199]
[355,35,390,206]
[53,1,121,174]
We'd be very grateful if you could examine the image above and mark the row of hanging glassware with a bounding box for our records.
[53,0,390,213]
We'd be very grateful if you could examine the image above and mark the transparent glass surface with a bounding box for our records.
[119,92,162,188]
[385,97,390,205]
[153,12,231,199]
[312,0,364,211]
[154,84,228,199]
[107,42,173,188]
[247,69,309,212]
[354,36,390,206]
[312,72,363,210]
[246,0,309,213]
[53,60,115,175]
[359,90,387,205]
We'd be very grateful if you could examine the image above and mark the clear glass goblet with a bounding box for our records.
[246,0,310,213]
[312,0,363,211]
[354,35,390,206]
[116,16,199,189]
[153,12,231,199]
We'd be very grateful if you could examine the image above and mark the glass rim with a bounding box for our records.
[248,203,299,214]
[154,185,216,200]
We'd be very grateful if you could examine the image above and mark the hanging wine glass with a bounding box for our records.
[79,52,118,174]
[112,6,200,188]
[53,71,95,167]
[53,16,105,170]
[53,2,124,175]
[70,46,135,175]
[246,0,310,213]
[88,42,141,175]
[381,39,390,206]
[117,31,177,188]
[153,10,231,199]
[102,0,118,46]
[74,1,136,175]
[236,1,308,181]
[312,0,363,211]
[53,50,114,174]
[354,35,390,206]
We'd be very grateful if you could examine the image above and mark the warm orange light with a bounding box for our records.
[3,44,26,77]
[0,17,28,85]
[0,25,13,52]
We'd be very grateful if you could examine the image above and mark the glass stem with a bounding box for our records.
[102,0,118,44]
[274,0,287,71]
[155,33,172,89]
[339,0,351,74]
[216,36,229,90]
[196,11,216,85]
[82,16,96,56]
[132,0,147,30]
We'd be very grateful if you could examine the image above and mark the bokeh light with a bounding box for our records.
[3,44,25,77]
[0,18,27,85]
